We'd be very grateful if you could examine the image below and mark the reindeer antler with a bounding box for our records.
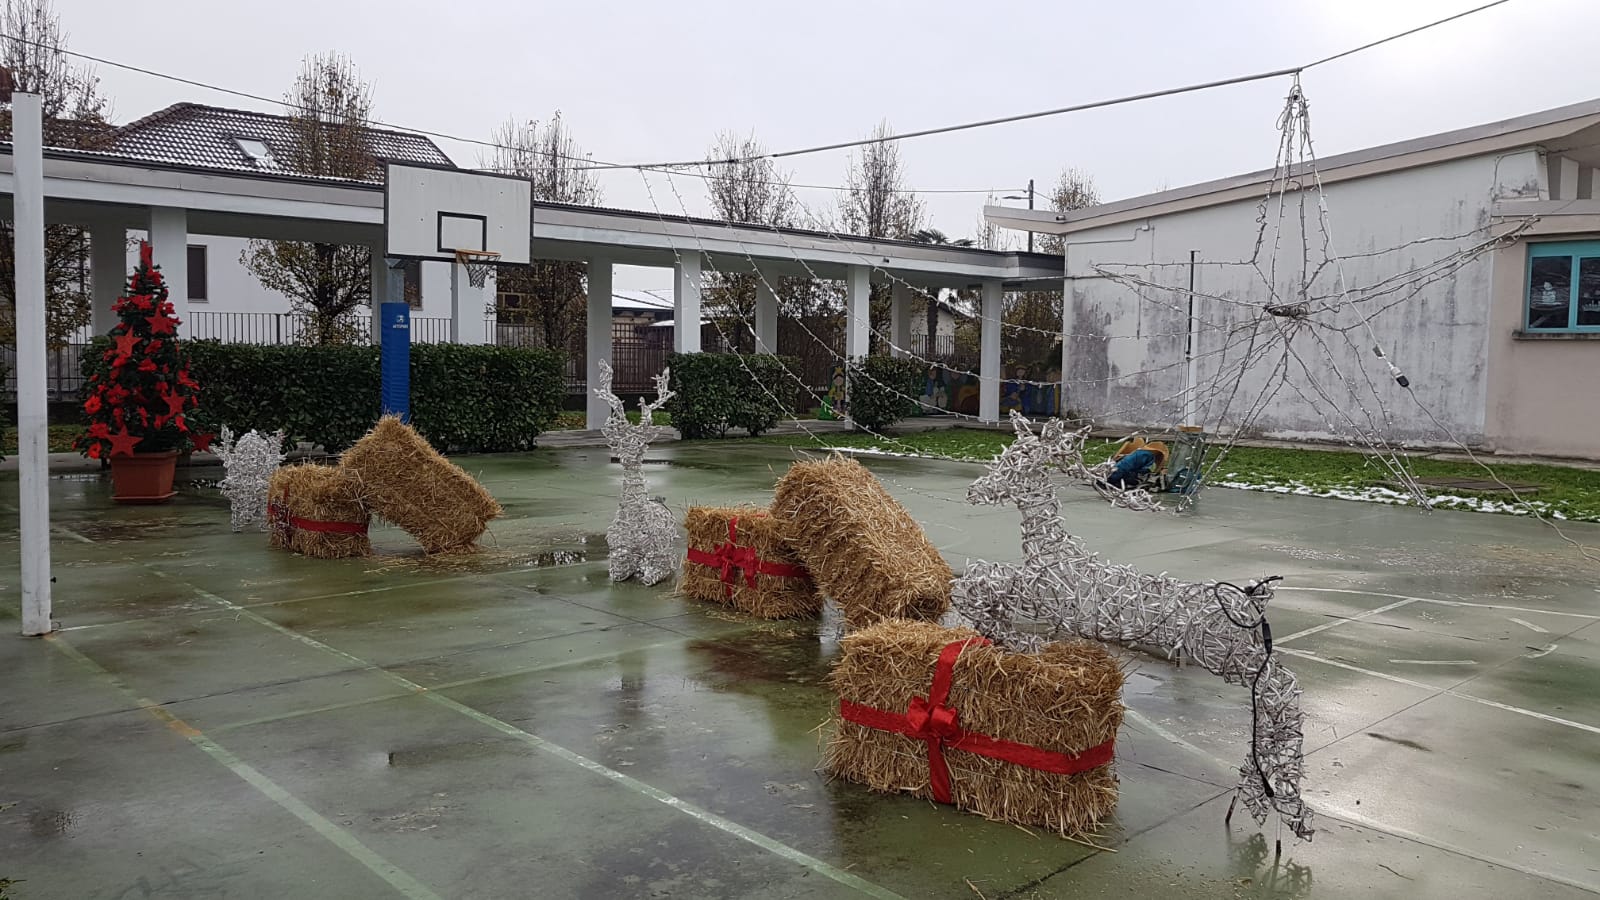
[638,366,675,427]
[593,359,628,424]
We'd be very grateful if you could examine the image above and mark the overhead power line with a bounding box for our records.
[7,0,1517,179]
[580,0,1519,170]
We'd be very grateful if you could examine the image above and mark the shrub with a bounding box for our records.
[846,355,925,433]
[87,340,564,453]
[667,352,799,439]
[410,343,565,452]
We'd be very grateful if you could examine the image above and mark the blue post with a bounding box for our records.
[380,301,411,421]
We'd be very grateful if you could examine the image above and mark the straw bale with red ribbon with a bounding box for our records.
[267,463,372,559]
[679,506,820,619]
[824,619,1124,837]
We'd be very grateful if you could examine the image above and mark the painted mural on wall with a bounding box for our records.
[918,364,1060,417]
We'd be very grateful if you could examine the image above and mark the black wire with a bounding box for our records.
[1214,576,1283,800]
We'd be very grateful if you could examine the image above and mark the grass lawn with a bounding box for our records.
[750,427,1600,522]
[2,424,88,456]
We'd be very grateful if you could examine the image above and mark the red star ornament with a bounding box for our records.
[113,331,140,358]
[146,314,178,336]
[107,428,143,457]
[164,390,187,419]
[189,432,215,453]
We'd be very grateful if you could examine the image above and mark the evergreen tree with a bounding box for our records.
[78,243,201,459]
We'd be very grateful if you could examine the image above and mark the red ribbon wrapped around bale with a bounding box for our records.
[839,637,1115,805]
[686,516,807,598]
[268,499,370,537]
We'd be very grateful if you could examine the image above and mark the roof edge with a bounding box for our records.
[990,96,1600,236]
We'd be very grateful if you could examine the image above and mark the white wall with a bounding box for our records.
[125,233,463,331]
[1059,150,1544,446]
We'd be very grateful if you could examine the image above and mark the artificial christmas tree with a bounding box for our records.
[77,241,204,503]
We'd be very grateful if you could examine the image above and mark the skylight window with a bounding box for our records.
[233,137,274,168]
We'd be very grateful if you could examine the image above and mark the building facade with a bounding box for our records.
[988,98,1600,460]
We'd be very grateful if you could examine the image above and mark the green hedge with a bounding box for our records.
[83,339,565,453]
[847,355,926,433]
[666,352,799,439]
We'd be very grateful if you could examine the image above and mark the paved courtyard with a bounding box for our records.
[2,443,1597,899]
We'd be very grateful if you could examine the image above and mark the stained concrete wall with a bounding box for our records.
[1060,150,1546,447]
[1483,213,1600,458]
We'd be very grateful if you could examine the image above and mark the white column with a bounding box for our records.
[586,259,614,430]
[889,281,913,358]
[449,262,491,345]
[90,221,125,335]
[844,264,870,361]
[753,269,778,354]
[979,279,1003,424]
[147,208,190,338]
[368,247,392,344]
[673,253,702,353]
[14,93,51,636]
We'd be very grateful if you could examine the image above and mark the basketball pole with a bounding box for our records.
[15,90,54,636]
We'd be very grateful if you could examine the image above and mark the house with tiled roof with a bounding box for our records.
[107,103,453,176]
[107,103,461,338]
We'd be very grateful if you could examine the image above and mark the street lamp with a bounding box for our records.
[1003,178,1036,253]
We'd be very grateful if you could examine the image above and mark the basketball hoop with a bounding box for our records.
[454,249,501,289]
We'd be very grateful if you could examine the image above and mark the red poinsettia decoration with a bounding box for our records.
[77,242,201,460]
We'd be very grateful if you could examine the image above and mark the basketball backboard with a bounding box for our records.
[384,163,531,265]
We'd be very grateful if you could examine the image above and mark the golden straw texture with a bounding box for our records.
[679,506,821,619]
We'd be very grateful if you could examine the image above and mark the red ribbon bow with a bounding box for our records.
[686,517,808,597]
[840,638,1116,804]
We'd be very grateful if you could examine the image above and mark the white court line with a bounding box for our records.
[1274,598,1418,644]
[46,634,443,900]
[1280,586,1600,621]
[1508,618,1549,634]
[150,573,905,900]
[1387,659,1478,666]
[1124,705,1600,894]
[1280,648,1600,736]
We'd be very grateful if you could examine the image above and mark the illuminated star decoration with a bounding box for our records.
[214,426,286,532]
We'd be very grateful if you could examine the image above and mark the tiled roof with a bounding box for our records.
[106,103,453,179]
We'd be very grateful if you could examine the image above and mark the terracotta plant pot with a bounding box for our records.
[109,450,179,504]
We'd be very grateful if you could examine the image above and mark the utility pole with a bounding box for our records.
[1027,178,1035,253]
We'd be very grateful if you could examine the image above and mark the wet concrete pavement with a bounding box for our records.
[2,442,1598,899]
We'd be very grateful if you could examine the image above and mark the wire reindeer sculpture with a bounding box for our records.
[951,412,1313,843]
[595,360,678,586]
[215,426,286,532]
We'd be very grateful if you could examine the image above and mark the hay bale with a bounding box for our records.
[680,506,820,619]
[824,619,1123,837]
[339,416,502,553]
[771,455,951,626]
[267,464,371,559]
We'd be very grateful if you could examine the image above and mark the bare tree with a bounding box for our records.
[0,0,111,347]
[241,53,376,344]
[485,112,601,353]
[701,131,800,350]
[837,121,926,354]
[1035,167,1100,256]
[1005,167,1101,374]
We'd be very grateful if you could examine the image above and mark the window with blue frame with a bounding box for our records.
[1526,241,1600,331]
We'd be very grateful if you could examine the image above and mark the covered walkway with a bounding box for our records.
[0,147,1062,427]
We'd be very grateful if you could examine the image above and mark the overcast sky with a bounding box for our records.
[64,0,1600,290]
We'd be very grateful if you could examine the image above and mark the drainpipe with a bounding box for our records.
[1185,249,1199,427]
